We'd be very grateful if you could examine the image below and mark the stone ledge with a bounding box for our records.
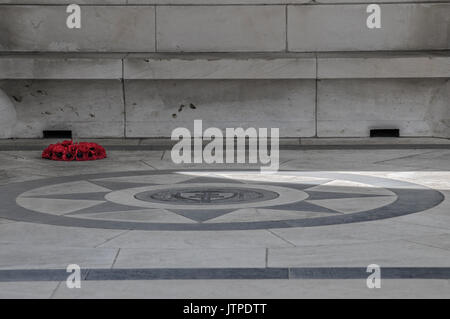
[0,55,123,80]
[124,53,316,79]
[1,52,449,80]
[0,137,449,151]
[318,52,450,79]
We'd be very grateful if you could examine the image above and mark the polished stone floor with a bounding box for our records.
[0,144,450,298]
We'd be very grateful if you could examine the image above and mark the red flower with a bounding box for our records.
[62,144,77,161]
[51,145,66,161]
[42,144,55,159]
[42,141,106,161]
[75,143,90,161]
[95,145,107,159]
[61,140,73,147]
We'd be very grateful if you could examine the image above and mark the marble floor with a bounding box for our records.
[0,143,450,298]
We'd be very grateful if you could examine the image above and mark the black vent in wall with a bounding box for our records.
[370,129,400,138]
[43,130,73,139]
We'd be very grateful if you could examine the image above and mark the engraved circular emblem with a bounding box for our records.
[135,187,279,205]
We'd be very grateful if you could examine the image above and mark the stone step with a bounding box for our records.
[1,78,448,138]
[0,137,449,152]
[0,3,448,52]
[0,52,449,139]
[317,52,450,79]
[0,53,124,80]
[1,52,449,79]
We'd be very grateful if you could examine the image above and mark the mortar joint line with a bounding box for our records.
[49,281,63,299]
[315,52,319,137]
[111,248,121,269]
[121,59,127,139]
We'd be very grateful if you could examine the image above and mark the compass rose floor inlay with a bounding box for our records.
[0,170,444,231]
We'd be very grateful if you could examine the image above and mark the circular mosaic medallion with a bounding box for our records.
[135,187,279,205]
[0,170,444,231]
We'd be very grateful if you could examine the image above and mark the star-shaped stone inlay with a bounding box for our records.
[167,209,237,223]
[17,173,397,224]
[8,170,445,231]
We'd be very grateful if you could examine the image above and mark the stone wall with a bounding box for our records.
[1,3,448,52]
[0,1,449,138]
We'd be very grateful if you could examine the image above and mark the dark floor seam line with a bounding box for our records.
[49,281,63,299]
[2,267,450,282]
[94,230,130,248]
[404,239,450,253]
[140,160,157,170]
[111,248,121,269]
[372,150,440,165]
[266,229,296,247]
[395,220,450,232]
[265,248,269,268]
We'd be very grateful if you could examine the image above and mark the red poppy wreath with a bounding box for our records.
[42,140,107,161]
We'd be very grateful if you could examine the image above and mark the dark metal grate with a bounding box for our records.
[370,129,400,138]
[43,130,72,139]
